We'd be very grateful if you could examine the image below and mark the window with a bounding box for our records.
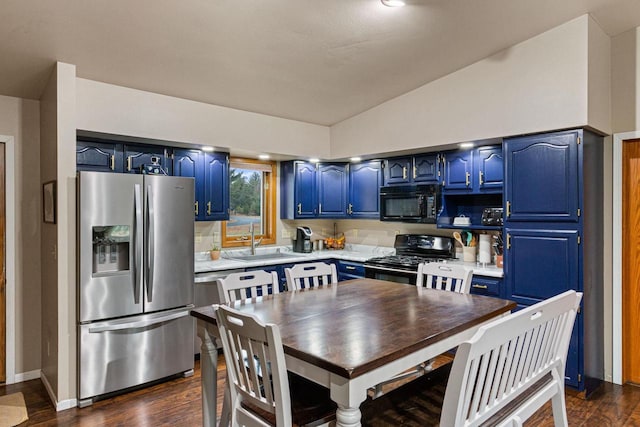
[221,158,277,247]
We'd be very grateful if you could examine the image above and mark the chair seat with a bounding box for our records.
[242,373,337,427]
[361,363,555,427]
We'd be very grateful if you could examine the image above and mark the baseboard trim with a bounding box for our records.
[14,369,41,383]
[40,371,78,411]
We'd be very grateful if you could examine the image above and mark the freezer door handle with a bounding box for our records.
[87,310,189,333]
[146,184,155,302]
[134,184,143,304]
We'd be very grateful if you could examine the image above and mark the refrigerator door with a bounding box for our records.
[143,175,194,312]
[78,172,144,323]
[78,307,195,402]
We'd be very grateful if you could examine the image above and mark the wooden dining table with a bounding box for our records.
[191,278,516,427]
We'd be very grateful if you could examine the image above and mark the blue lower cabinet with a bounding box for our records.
[469,276,501,298]
[337,261,364,282]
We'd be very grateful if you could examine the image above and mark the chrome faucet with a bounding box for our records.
[250,222,263,255]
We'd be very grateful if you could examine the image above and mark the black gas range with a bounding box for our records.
[364,234,456,285]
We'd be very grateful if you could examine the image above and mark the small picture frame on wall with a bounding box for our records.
[43,180,56,224]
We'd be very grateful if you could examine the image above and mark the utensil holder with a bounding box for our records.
[463,246,477,263]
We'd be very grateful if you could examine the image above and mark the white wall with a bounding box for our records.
[330,15,603,158]
[75,79,331,159]
[0,94,41,379]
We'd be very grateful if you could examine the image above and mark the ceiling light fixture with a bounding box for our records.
[202,146,215,152]
[350,157,362,162]
[460,142,475,148]
[381,0,405,7]
[309,158,320,163]
[258,154,270,160]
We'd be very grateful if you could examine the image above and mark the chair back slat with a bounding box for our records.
[416,263,472,294]
[441,290,582,427]
[285,262,338,291]
[215,305,292,426]
[216,270,280,304]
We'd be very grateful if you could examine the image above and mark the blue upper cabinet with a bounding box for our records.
[384,157,412,185]
[76,140,123,172]
[348,160,383,218]
[203,153,230,221]
[173,149,205,220]
[318,164,348,218]
[173,149,228,221]
[504,131,579,222]
[281,160,382,219]
[475,146,503,192]
[442,150,474,192]
[123,144,172,175]
[293,161,318,218]
[413,154,440,184]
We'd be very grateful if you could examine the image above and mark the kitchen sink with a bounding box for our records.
[224,252,305,261]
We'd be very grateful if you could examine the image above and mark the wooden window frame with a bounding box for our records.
[221,158,277,248]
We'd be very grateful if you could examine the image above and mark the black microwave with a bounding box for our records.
[379,185,440,223]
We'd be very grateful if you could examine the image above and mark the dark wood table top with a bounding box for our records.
[191,278,516,379]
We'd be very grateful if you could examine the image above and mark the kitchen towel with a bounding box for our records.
[0,392,28,427]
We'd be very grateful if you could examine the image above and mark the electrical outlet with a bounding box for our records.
[282,229,291,239]
[395,230,400,235]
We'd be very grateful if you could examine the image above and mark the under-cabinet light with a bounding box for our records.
[258,154,270,160]
[350,157,362,162]
[309,158,320,163]
[460,142,475,148]
[202,146,215,152]
[381,0,405,6]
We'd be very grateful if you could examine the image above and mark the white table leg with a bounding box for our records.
[198,321,219,427]
[330,376,367,427]
[336,406,362,427]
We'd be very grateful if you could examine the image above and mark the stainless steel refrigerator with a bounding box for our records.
[77,171,195,407]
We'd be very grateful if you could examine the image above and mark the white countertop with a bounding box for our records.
[195,244,504,278]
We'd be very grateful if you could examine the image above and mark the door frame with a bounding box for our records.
[613,131,640,385]
[0,135,16,384]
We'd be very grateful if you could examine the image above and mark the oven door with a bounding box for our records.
[364,264,417,285]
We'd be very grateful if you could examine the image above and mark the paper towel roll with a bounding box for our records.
[479,234,491,264]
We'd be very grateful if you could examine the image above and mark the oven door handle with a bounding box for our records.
[364,265,418,275]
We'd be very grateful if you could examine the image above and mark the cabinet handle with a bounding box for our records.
[297,203,302,215]
[402,167,407,180]
[319,203,322,214]
[472,284,488,289]
[479,171,484,185]
[442,155,446,186]
[465,172,470,187]
[127,156,132,172]
[110,155,115,171]
[194,201,199,215]
[207,201,212,215]
[506,201,511,217]
[507,233,511,249]
[345,266,356,271]
[348,203,353,215]
[413,166,417,179]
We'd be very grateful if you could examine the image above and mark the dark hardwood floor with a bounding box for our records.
[2,356,640,426]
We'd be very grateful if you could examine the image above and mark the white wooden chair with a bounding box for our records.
[416,262,473,294]
[372,262,473,398]
[284,262,338,291]
[214,304,336,427]
[216,270,280,304]
[362,290,583,427]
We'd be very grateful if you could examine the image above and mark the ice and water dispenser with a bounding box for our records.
[92,225,130,274]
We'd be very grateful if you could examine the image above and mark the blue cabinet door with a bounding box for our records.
[504,227,581,388]
[413,154,440,184]
[348,160,383,219]
[173,149,204,220]
[504,131,580,222]
[384,157,412,185]
[294,162,317,218]
[76,140,123,172]
[443,150,473,191]
[476,146,503,192]
[123,144,172,175]
[203,153,229,221]
[318,164,348,218]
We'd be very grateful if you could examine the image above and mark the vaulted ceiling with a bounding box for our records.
[1,0,640,126]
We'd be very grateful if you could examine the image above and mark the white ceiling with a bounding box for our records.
[1,0,640,126]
